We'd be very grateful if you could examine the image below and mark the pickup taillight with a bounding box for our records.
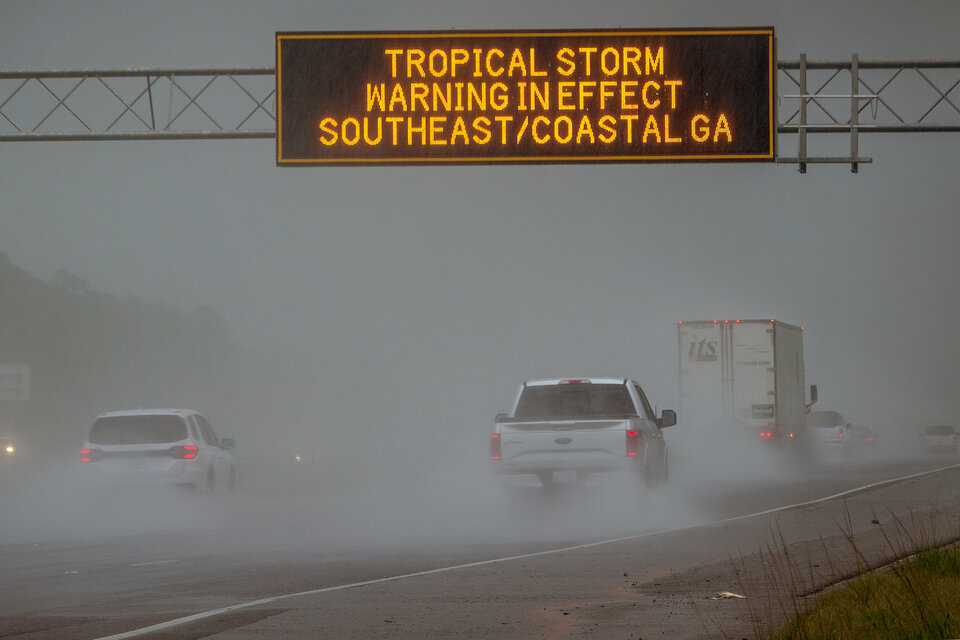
[80,448,102,463]
[168,445,199,460]
[626,431,640,456]
[490,434,501,460]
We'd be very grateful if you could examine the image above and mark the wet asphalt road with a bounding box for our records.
[2,452,959,639]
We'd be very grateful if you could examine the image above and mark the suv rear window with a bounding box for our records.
[807,411,843,428]
[514,383,635,419]
[88,415,188,445]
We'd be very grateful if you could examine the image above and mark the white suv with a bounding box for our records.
[80,409,235,492]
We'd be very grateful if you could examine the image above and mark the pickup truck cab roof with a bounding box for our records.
[524,377,628,386]
[96,408,200,419]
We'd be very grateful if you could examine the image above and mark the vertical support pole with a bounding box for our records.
[147,76,156,131]
[850,53,859,173]
[721,322,734,429]
[799,54,807,174]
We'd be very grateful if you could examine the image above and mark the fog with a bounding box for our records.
[1,0,959,552]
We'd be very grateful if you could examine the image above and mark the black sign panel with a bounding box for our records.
[276,28,775,166]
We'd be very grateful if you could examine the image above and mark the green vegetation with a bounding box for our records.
[771,545,960,639]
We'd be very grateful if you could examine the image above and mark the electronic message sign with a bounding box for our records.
[276,28,775,165]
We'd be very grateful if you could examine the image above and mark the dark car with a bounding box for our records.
[846,424,878,448]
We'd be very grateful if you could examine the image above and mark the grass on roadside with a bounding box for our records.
[769,538,960,639]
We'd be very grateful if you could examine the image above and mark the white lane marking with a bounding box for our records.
[93,462,960,640]
[129,560,178,567]
[717,461,960,524]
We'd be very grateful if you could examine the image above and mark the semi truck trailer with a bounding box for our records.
[677,319,817,443]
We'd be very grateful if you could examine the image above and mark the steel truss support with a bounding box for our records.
[0,68,275,141]
[777,56,960,172]
[1,59,958,172]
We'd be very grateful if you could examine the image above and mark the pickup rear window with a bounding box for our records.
[514,383,636,420]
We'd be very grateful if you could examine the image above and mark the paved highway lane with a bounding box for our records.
[2,453,959,639]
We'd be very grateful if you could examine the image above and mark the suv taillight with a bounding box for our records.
[626,431,640,456]
[490,434,501,460]
[168,445,199,460]
[80,448,102,462]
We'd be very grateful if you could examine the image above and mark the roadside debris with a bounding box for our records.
[711,591,746,600]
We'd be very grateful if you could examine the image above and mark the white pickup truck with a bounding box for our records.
[490,378,676,487]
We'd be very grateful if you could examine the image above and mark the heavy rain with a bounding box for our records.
[0,3,958,638]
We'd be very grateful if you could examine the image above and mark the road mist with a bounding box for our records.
[0,404,929,559]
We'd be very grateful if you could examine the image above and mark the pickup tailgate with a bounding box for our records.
[496,418,634,471]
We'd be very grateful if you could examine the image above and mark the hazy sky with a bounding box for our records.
[1,0,958,453]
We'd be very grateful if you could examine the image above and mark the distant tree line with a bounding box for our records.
[0,252,257,455]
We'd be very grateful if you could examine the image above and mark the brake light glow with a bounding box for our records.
[760,431,773,438]
[626,430,640,456]
[80,448,102,462]
[169,445,199,460]
[490,434,501,460]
